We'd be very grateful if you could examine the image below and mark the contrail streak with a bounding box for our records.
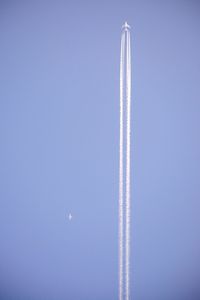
[119,30,125,300]
[125,29,131,300]
[119,22,131,300]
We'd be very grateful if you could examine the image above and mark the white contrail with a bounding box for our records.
[119,22,131,300]
[119,30,125,300]
[125,29,131,300]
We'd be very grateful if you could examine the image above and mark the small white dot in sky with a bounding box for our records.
[68,213,72,221]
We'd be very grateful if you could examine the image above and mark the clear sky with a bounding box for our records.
[0,1,200,299]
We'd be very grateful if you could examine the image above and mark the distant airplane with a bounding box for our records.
[68,214,72,221]
[122,21,131,31]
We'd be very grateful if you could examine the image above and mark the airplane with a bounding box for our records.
[122,22,131,31]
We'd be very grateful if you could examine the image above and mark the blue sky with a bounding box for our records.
[0,1,200,299]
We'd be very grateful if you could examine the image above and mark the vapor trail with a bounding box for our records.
[119,22,131,300]
[125,30,131,300]
[119,30,125,300]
